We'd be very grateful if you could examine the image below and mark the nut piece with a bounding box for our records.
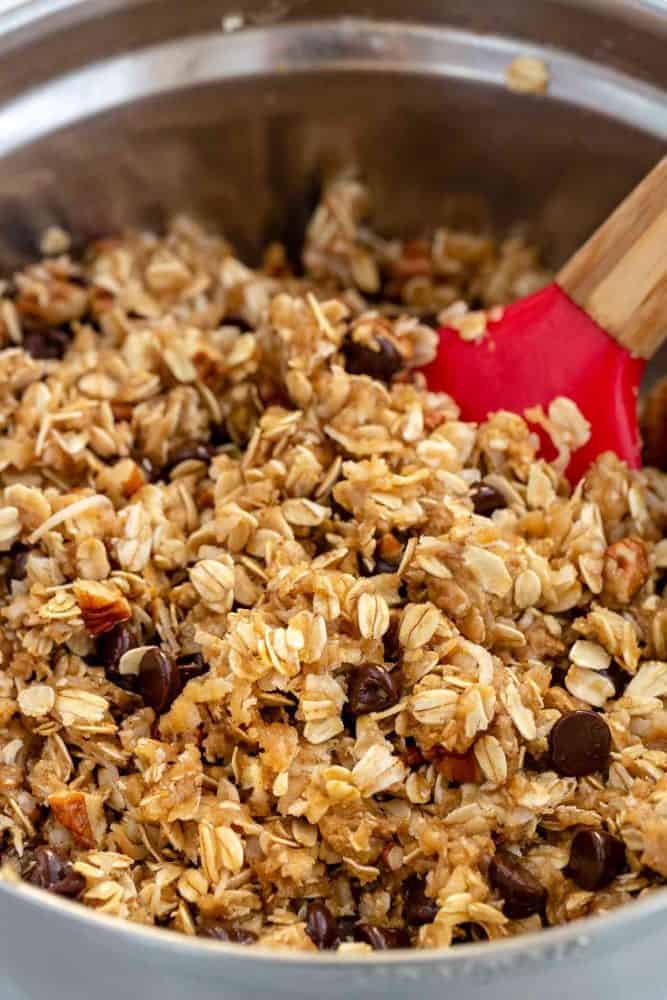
[603,537,649,604]
[48,790,104,848]
[73,579,131,636]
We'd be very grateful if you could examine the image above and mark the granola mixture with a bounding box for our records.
[2,178,667,953]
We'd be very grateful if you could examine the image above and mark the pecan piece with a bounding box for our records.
[603,537,649,604]
[73,579,131,636]
[48,790,102,848]
[425,748,480,784]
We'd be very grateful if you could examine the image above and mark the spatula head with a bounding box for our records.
[421,283,645,482]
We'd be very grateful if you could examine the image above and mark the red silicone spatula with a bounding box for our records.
[421,157,667,482]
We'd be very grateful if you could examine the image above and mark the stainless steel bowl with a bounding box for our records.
[0,2,666,998]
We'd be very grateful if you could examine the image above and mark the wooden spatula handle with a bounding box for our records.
[558,157,667,360]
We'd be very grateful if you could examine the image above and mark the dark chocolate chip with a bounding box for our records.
[354,924,410,950]
[27,846,85,898]
[548,710,611,777]
[137,647,179,714]
[567,829,626,891]
[342,336,403,383]
[209,421,231,447]
[8,543,30,581]
[98,622,137,673]
[348,664,401,717]
[305,901,338,950]
[470,482,508,517]
[404,876,438,927]
[489,851,547,919]
[201,924,257,945]
[22,328,71,360]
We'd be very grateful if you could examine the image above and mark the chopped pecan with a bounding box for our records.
[425,748,479,784]
[48,790,99,847]
[110,401,135,421]
[119,459,148,498]
[73,579,131,636]
[603,536,649,604]
[16,277,87,327]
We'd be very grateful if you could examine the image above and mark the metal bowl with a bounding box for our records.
[0,2,666,998]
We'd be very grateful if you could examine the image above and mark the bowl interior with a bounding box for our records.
[0,19,664,271]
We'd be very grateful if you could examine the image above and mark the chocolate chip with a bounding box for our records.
[202,923,257,945]
[470,482,508,517]
[354,924,410,950]
[548,710,611,777]
[22,328,71,360]
[342,336,403,382]
[348,664,401,717]
[27,846,85,898]
[163,442,214,476]
[209,421,231,447]
[305,901,338,950]
[137,647,179,714]
[567,829,626,891]
[8,543,30,581]
[98,622,137,673]
[489,851,547,919]
[404,876,438,926]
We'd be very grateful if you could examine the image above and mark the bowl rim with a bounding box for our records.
[2,873,667,967]
[1,0,667,35]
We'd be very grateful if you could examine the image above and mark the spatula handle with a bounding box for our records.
[557,157,667,360]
